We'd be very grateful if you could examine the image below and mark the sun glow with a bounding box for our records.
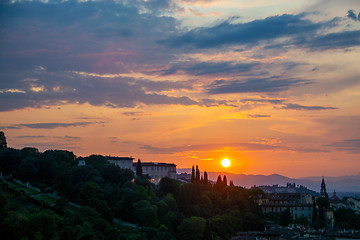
[221,158,231,167]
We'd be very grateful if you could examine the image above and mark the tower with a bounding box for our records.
[320,177,328,198]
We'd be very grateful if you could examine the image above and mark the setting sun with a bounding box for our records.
[221,158,231,168]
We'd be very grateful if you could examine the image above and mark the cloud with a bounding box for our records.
[1,122,95,129]
[347,10,358,21]
[241,98,285,104]
[0,69,204,111]
[161,14,333,49]
[206,77,309,94]
[281,103,338,111]
[324,139,360,154]
[295,30,360,51]
[247,114,271,118]
[161,61,258,76]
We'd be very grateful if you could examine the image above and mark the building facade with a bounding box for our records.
[133,162,177,183]
[106,156,177,183]
[259,193,314,221]
[106,156,134,170]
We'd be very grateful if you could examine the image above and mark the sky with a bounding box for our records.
[1,0,360,178]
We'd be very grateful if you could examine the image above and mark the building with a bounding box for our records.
[133,162,177,183]
[347,197,360,213]
[106,156,177,183]
[106,156,134,170]
[259,193,314,221]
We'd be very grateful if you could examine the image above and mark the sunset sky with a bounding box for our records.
[1,0,360,178]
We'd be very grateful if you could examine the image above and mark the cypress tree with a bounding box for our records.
[223,175,227,186]
[216,175,222,185]
[204,171,208,183]
[136,159,142,177]
[191,165,195,183]
[196,165,200,182]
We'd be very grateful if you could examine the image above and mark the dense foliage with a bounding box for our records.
[0,147,265,240]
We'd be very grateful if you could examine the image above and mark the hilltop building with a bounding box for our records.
[106,156,176,183]
[107,156,134,170]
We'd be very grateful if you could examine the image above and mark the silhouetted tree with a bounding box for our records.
[196,165,200,182]
[136,159,142,177]
[223,175,227,187]
[229,180,234,186]
[216,175,222,185]
[204,171,208,183]
[0,131,7,149]
[191,165,195,183]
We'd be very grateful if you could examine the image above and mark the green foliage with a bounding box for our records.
[280,208,292,226]
[43,150,76,166]
[159,177,180,197]
[177,216,206,240]
[0,148,21,174]
[317,196,330,209]
[334,208,360,230]
[85,155,108,170]
[133,200,159,227]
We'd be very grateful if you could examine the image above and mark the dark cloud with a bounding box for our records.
[0,69,204,111]
[136,79,193,91]
[324,139,360,154]
[0,1,177,74]
[347,10,358,21]
[1,122,94,129]
[161,61,258,76]
[295,30,360,50]
[247,114,271,118]
[161,14,332,49]
[281,103,338,111]
[206,77,309,94]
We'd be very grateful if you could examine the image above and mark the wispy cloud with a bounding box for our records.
[324,139,360,154]
[281,103,338,111]
[1,122,96,129]
[206,77,309,94]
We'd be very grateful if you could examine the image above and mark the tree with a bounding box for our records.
[136,159,142,177]
[0,131,7,149]
[203,171,208,184]
[159,177,180,197]
[0,148,21,175]
[203,220,214,240]
[191,166,195,183]
[195,165,200,182]
[177,216,206,240]
[280,208,292,226]
[223,175,227,187]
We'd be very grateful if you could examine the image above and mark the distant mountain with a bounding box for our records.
[176,169,360,193]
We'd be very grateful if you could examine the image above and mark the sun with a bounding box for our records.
[221,158,231,168]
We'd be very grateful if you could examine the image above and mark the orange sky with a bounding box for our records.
[1,0,360,178]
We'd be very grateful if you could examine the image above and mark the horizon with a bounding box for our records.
[1,0,360,179]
